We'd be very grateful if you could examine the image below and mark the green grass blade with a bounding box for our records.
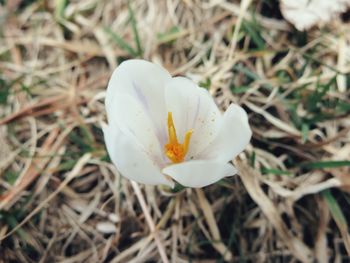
[241,20,265,50]
[54,0,68,21]
[157,26,181,44]
[301,123,309,143]
[301,160,350,169]
[231,85,250,94]
[128,1,143,56]
[261,167,293,176]
[0,77,10,105]
[233,64,260,81]
[103,27,138,56]
[322,190,347,226]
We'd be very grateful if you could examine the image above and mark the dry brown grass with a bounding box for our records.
[0,0,350,262]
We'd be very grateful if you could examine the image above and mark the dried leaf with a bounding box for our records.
[236,159,313,262]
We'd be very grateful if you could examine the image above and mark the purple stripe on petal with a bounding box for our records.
[132,81,149,111]
[132,81,167,166]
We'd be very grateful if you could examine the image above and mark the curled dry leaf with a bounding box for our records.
[280,0,350,31]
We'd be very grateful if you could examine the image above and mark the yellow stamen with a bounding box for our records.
[165,112,193,163]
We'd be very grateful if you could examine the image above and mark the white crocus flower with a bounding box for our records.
[103,59,252,188]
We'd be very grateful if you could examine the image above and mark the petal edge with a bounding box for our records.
[162,160,237,188]
[103,122,174,187]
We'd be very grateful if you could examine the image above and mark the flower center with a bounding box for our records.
[164,112,193,163]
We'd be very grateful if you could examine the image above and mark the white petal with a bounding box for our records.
[164,77,222,159]
[280,0,350,31]
[162,160,237,188]
[111,92,164,164]
[106,59,171,146]
[198,104,252,162]
[103,123,174,187]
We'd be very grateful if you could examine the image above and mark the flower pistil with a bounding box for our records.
[165,112,193,163]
